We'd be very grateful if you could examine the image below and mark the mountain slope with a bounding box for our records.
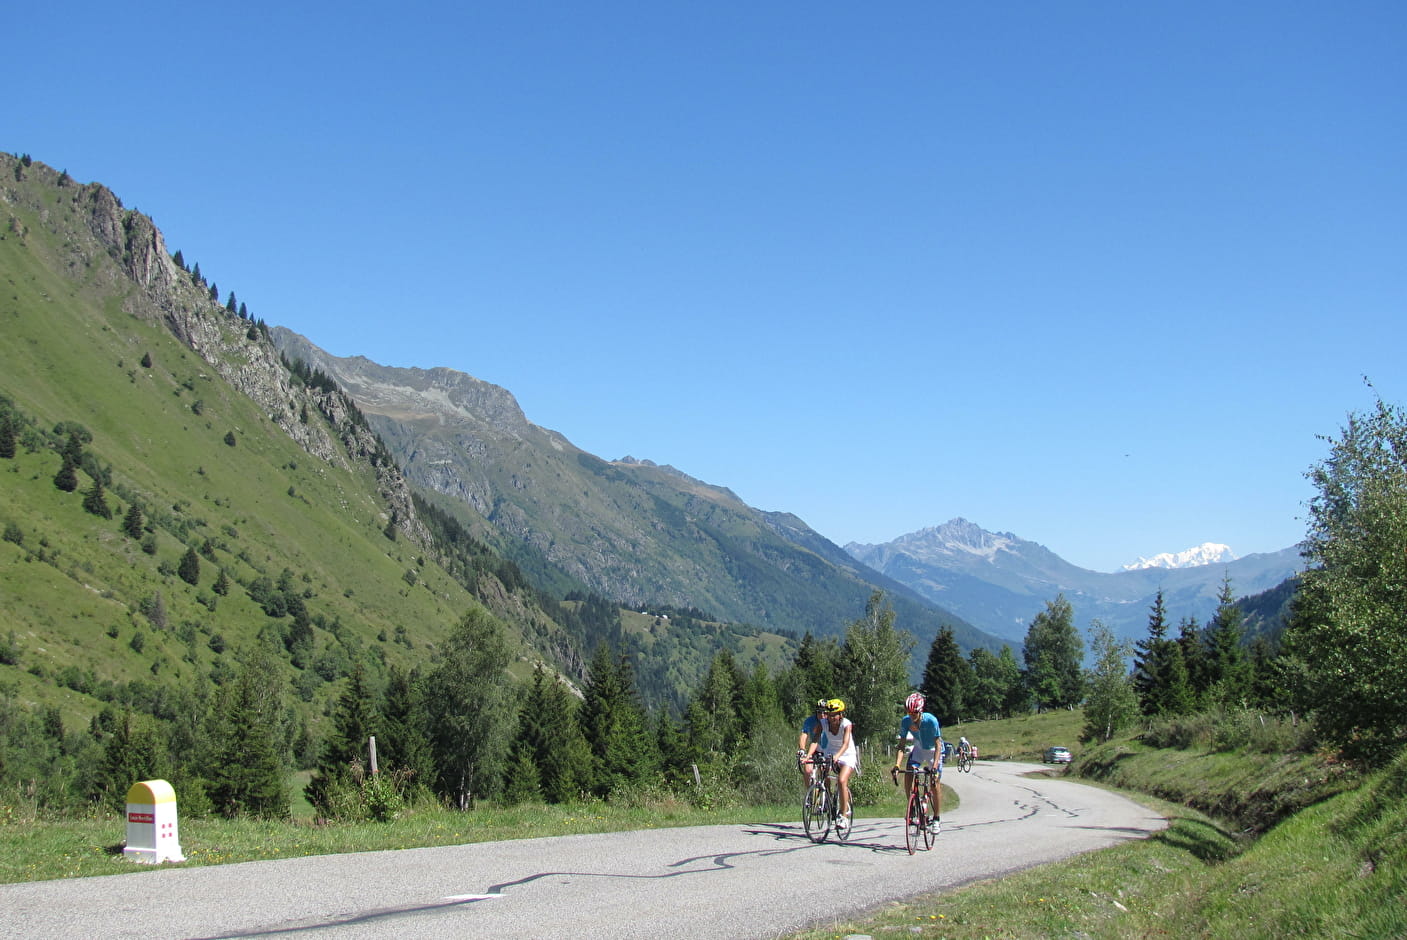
[271,330,1002,656]
[0,155,597,735]
[847,519,1303,642]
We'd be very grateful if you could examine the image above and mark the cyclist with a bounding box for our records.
[796,698,829,786]
[805,698,858,831]
[891,691,942,834]
[958,734,972,761]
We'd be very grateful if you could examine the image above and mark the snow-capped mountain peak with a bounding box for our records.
[1121,542,1237,571]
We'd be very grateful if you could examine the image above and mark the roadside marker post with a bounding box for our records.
[123,779,186,864]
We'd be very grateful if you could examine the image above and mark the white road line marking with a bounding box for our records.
[444,893,505,901]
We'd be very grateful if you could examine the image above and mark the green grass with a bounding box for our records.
[0,772,940,885]
[947,708,1086,763]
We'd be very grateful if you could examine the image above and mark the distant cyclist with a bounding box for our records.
[958,735,972,759]
[796,698,829,786]
[805,698,858,831]
[892,692,942,834]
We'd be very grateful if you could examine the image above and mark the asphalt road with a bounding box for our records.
[4,761,1166,939]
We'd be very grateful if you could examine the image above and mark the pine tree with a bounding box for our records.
[122,502,144,539]
[1205,575,1250,705]
[0,411,16,459]
[579,644,657,796]
[178,546,201,586]
[305,662,379,814]
[82,479,112,518]
[920,626,972,725]
[379,665,435,790]
[53,454,79,492]
[204,646,292,818]
[212,567,231,596]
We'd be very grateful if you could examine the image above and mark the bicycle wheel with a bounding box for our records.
[960,753,973,773]
[920,791,936,850]
[834,795,854,843]
[904,784,923,855]
[802,781,829,843]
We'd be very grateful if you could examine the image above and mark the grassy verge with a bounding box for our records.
[0,770,952,884]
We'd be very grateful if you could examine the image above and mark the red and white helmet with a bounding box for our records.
[905,692,925,712]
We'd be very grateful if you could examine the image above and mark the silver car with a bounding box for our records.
[1044,746,1072,764]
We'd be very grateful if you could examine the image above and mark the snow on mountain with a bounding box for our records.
[1121,542,1237,571]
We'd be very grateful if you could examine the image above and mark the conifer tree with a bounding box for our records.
[378,665,435,790]
[82,479,112,518]
[0,411,15,459]
[53,454,79,492]
[1204,575,1250,705]
[122,502,144,539]
[204,646,292,818]
[305,661,379,814]
[212,567,231,596]
[920,626,972,725]
[579,644,656,796]
[178,546,201,586]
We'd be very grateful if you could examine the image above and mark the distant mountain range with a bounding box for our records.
[1121,542,1237,571]
[846,519,1303,643]
[270,330,1002,659]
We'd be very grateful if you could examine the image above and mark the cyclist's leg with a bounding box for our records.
[835,762,854,816]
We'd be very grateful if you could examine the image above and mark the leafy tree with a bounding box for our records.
[1286,392,1407,763]
[836,590,912,746]
[1022,595,1085,710]
[967,646,1021,719]
[920,626,972,725]
[422,607,518,808]
[178,546,201,586]
[1081,621,1139,743]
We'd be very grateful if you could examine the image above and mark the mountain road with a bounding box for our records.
[4,762,1165,939]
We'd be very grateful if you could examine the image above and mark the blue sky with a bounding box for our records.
[11,2,1405,572]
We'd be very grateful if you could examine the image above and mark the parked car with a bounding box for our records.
[1044,746,1072,764]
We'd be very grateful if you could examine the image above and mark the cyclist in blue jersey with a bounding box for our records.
[796,698,829,786]
[891,691,942,834]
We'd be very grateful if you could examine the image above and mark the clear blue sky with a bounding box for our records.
[11,2,1405,572]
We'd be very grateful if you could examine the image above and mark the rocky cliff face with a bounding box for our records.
[0,155,428,546]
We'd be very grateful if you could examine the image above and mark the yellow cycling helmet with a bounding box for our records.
[825,698,846,714]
